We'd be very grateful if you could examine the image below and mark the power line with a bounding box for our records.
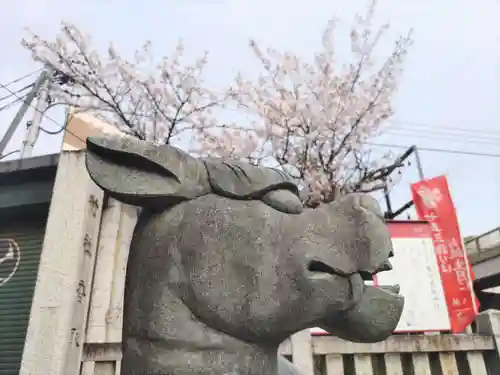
[387,119,500,137]
[369,142,500,158]
[1,73,499,159]
[0,94,29,112]
[40,124,65,135]
[383,129,500,147]
[0,150,20,161]
[0,71,53,155]
[0,83,34,102]
[4,70,499,154]
[384,124,500,142]
[0,69,43,89]
[0,75,86,146]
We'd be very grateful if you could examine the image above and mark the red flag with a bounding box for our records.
[411,176,479,333]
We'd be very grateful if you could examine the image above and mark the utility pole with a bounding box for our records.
[414,146,425,180]
[384,145,426,220]
[20,71,51,158]
[0,70,50,157]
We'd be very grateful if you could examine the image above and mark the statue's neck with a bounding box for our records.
[121,289,279,375]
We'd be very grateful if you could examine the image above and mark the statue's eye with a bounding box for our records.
[308,260,336,275]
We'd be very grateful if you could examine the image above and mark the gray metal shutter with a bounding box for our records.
[0,217,46,375]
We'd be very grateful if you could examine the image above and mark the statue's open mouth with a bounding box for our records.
[307,253,398,301]
[307,252,404,343]
[307,256,394,281]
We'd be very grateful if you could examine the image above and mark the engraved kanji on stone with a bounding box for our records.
[83,234,92,255]
[70,327,81,348]
[88,195,100,217]
[76,280,86,303]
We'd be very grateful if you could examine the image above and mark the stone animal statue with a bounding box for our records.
[85,135,404,375]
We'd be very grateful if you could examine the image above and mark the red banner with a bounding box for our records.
[411,175,479,333]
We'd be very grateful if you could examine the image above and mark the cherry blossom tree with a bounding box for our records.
[199,0,413,206]
[21,23,224,145]
[22,0,412,207]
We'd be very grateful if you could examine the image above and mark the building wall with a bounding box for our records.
[474,252,500,281]
[0,155,57,374]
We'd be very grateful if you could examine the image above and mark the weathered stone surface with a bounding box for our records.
[204,159,302,214]
[86,134,211,207]
[278,356,304,375]
[86,136,303,213]
[203,159,297,198]
[85,135,404,375]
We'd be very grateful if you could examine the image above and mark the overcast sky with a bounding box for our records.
[0,0,499,237]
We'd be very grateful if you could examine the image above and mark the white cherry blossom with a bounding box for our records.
[22,0,412,206]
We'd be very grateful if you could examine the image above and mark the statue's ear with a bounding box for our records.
[85,136,208,208]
